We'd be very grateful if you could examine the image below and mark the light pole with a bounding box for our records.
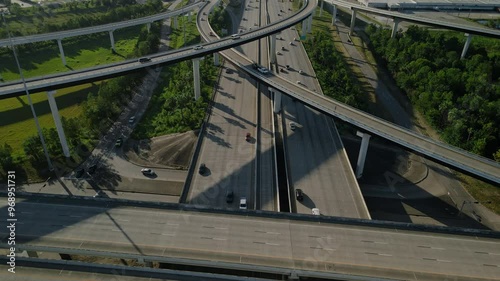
[1,12,53,171]
[457,200,492,217]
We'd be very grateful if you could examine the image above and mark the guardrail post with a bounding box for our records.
[270,34,277,63]
[47,90,71,158]
[391,18,400,38]
[355,131,371,179]
[56,39,67,66]
[461,33,472,59]
[193,58,201,100]
[301,19,307,38]
[108,30,116,52]
[349,9,357,36]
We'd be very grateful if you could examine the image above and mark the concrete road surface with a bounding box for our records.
[1,200,499,280]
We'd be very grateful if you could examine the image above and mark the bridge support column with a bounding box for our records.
[391,18,400,38]
[192,58,201,100]
[319,0,324,17]
[146,22,151,33]
[56,39,67,66]
[301,19,307,38]
[349,9,357,36]
[307,14,313,33]
[355,131,371,179]
[270,34,277,63]
[461,33,472,59]
[331,5,337,26]
[47,90,70,158]
[27,251,38,258]
[213,52,220,66]
[174,17,179,29]
[108,30,116,52]
[271,88,282,113]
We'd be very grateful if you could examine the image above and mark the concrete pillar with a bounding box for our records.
[192,58,201,100]
[27,251,38,258]
[461,33,472,59]
[272,89,282,113]
[47,90,70,158]
[301,19,307,38]
[319,0,324,17]
[146,22,151,32]
[174,17,178,29]
[108,30,115,52]
[56,39,67,66]
[270,34,277,63]
[332,5,337,25]
[331,5,337,26]
[391,18,400,38]
[308,14,313,33]
[213,52,220,66]
[349,9,357,36]
[355,131,371,179]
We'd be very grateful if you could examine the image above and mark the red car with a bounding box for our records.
[246,133,251,141]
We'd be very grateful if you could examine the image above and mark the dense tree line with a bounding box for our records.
[304,30,366,110]
[0,0,163,38]
[366,25,500,159]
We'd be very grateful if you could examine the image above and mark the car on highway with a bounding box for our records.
[141,168,155,176]
[88,164,97,174]
[225,68,232,74]
[209,31,215,36]
[296,80,301,85]
[193,45,203,50]
[312,208,320,215]
[239,197,247,210]
[226,190,234,203]
[298,70,304,74]
[285,64,290,69]
[295,189,304,201]
[257,67,269,74]
[75,168,85,178]
[252,62,260,69]
[281,46,285,51]
[231,34,240,39]
[276,51,282,55]
[115,138,123,147]
[289,41,293,45]
[289,122,296,130]
[246,132,251,141]
[129,116,135,123]
[199,163,207,175]
[138,57,151,63]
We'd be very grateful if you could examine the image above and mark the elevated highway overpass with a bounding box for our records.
[0,0,499,185]
[0,198,499,280]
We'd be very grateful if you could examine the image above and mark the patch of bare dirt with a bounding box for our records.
[124,130,199,169]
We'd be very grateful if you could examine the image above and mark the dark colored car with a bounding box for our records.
[88,164,97,174]
[138,57,151,63]
[75,168,85,178]
[246,132,251,142]
[296,189,304,201]
[252,62,260,69]
[199,163,207,175]
[226,190,234,203]
[115,138,123,147]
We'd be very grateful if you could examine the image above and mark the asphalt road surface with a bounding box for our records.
[269,0,369,218]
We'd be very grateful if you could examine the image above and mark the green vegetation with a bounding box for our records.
[209,4,232,35]
[302,12,366,110]
[0,0,164,38]
[133,11,220,139]
[366,25,499,160]
[0,21,161,181]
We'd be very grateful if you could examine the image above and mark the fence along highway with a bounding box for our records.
[0,0,499,184]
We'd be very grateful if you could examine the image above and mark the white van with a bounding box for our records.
[231,34,240,40]
[239,197,247,209]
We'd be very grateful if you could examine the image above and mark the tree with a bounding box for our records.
[0,143,13,170]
